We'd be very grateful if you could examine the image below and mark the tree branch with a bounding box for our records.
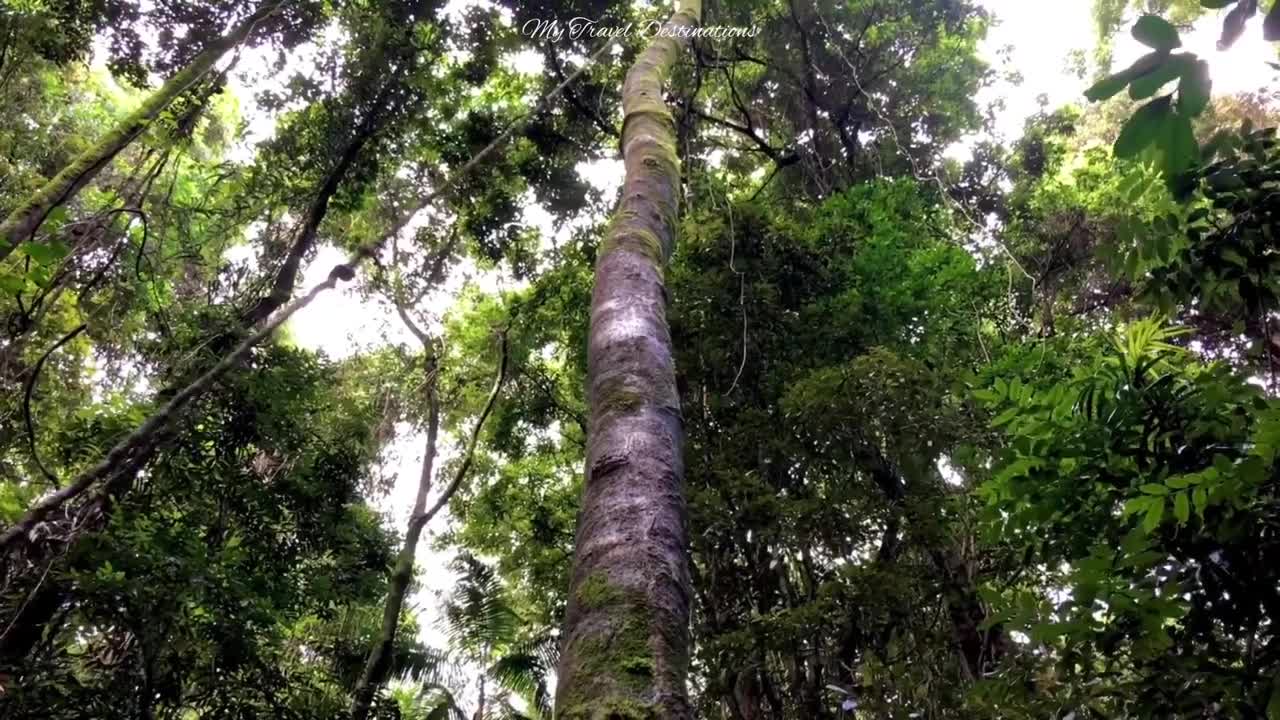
[23,323,87,488]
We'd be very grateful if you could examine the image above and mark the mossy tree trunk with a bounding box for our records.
[554,2,700,718]
[0,0,282,261]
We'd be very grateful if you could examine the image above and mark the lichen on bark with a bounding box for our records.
[554,1,702,718]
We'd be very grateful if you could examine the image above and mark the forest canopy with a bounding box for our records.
[0,0,1279,718]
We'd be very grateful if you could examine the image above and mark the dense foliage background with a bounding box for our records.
[0,0,1278,717]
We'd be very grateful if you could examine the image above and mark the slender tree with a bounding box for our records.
[0,0,283,261]
[244,74,401,327]
[554,1,701,717]
[349,326,508,720]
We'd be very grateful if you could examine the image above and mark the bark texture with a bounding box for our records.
[0,1,281,261]
[554,3,700,718]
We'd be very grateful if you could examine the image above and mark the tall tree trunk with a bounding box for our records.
[553,2,700,717]
[0,0,282,261]
[349,333,508,720]
[349,352,440,720]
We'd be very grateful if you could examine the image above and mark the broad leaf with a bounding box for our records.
[1115,96,1172,159]
[1085,52,1166,102]
[1133,14,1182,51]
[1129,54,1193,99]
[1143,498,1165,534]
[1177,59,1212,115]
[1163,112,1199,177]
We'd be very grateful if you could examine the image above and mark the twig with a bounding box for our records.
[0,557,54,647]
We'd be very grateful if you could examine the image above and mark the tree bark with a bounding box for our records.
[349,333,508,720]
[0,1,282,261]
[553,2,700,718]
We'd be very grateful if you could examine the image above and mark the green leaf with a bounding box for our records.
[1124,496,1154,517]
[1154,109,1199,184]
[1115,97,1172,159]
[972,388,999,404]
[28,266,51,288]
[1154,233,1171,263]
[1177,59,1212,115]
[1130,55,1192,100]
[0,275,23,294]
[1143,498,1165,534]
[992,407,1019,427]
[1085,72,1132,102]
[1193,486,1208,517]
[1085,52,1166,102]
[1140,483,1169,495]
[1212,454,1233,474]
[1174,491,1190,524]
[1133,14,1182,51]
[22,241,69,266]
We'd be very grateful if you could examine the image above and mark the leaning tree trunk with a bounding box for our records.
[554,1,700,717]
[244,125,376,326]
[0,0,282,261]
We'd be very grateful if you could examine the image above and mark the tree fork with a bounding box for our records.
[554,1,700,718]
[0,0,283,261]
[349,331,508,720]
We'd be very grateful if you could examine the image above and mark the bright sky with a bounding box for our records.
[969,1,1277,146]
[220,0,1277,694]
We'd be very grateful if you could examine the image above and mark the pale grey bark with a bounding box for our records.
[554,2,701,718]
